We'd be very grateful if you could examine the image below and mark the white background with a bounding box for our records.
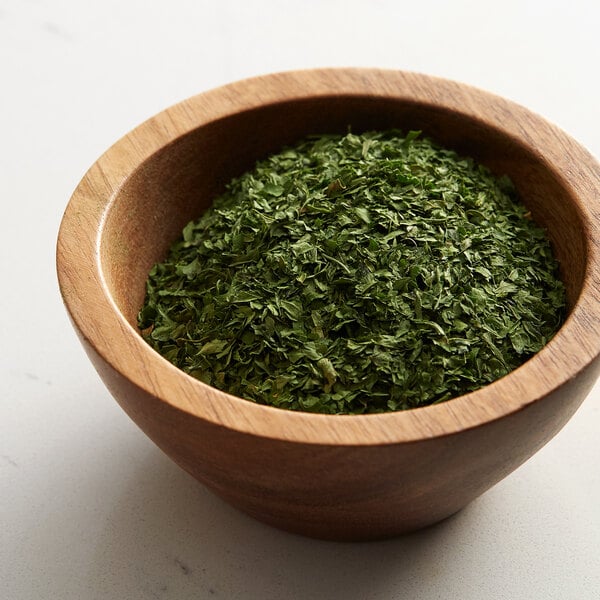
[2,1,599,598]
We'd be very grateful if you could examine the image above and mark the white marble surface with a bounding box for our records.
[2,1,599,598]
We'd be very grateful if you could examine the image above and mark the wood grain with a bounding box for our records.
[57,69,600,540]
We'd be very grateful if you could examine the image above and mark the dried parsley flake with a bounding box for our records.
[138,130,566,414]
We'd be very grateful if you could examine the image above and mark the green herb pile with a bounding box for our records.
[139,130,565,414]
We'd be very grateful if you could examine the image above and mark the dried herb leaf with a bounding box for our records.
[139,130,566,414]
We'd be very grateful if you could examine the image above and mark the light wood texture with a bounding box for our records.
[57,69,600,540]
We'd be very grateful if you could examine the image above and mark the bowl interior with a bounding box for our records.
[100,95,586,332]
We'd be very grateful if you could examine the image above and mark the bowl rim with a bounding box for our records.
[57,67,600,446]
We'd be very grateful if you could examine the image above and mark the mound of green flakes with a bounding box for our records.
[139,130,566,414]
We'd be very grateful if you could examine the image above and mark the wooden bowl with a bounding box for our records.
[57,69,600,541]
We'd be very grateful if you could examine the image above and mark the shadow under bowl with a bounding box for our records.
[57,69,600,541]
